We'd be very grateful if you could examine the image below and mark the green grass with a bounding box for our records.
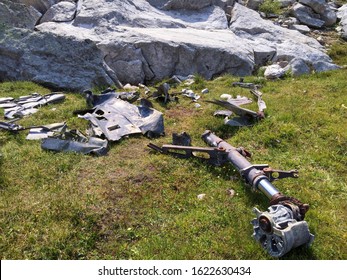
[258,0,282,15]
[0,68,347,260]
[328,40,347,66]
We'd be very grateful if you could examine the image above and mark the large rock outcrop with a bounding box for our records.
[230,3,338,71]
[0,0,341,91]
[337,4,347,40]
[0,27,113,90]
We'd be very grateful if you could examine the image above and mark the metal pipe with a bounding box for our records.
[257,179,280,199]
[202,130,280,199]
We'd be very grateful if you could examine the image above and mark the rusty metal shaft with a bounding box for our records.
[201,130,280,199]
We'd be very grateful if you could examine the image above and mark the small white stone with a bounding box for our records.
[220,94,232,100]
[197,193,206,200]
[226,189,236,198]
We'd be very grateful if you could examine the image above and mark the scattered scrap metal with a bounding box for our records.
[0,92,65,119]
[0,92,69,143]
[148,75,200,105]
[0,119,66,140]
[0,87,165,156]
[148,131,314,257]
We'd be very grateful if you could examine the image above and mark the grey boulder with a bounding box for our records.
[40,1,77,24]
[0,26,114,91]
[291,3,325,28]
[230,3,338,73]
[0,0,42,29]
[337,4,347,40]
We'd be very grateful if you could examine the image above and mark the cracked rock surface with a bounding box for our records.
[0,0,341,91]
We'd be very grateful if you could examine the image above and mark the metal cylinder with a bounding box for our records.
[202,130,280,199]
[257,178,280,199]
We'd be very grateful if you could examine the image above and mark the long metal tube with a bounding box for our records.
[201,130,280,199]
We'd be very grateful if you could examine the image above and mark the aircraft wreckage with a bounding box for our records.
[148,82,314,257]
[149,130,314,258]
[0,81,314,257]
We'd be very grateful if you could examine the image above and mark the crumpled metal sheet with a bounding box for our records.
[41,129,108,156]
[221,95,253,106]
[1,93,65,119]
[26,122,67,140]
[79,91,165,141]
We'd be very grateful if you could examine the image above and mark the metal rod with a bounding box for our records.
[202,130,280,199]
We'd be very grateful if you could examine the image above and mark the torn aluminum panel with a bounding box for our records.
[207,99,259,119]
[79,94,164,141]
[213,110,233,118]
[26,122,67,140]
[0,97,14,103]
[224,116,254,127]
[221,95,253,106]
[0,119,23,131]
[251,89,267,113]
[0,97,16,109]
[3,92,65,119]
[41,129,108,156]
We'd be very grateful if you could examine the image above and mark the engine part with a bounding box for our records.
[252,205,314,257]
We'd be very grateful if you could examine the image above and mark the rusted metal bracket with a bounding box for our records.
[148,143,229,166]
[263,168,299,182]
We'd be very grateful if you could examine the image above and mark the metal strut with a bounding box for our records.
[148,130,314,257]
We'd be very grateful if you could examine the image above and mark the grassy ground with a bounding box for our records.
[1,50,347,260]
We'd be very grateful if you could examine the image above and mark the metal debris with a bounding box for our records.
[207,99,262,126]
[213,110,233,118]
[151,82,178,103]
[0,120,66,139]
[0,119,23,132]
[208,88,266,127]
[172,132,192,146]
[223,95,253,106]
[0,92,65,119]
[79,90,165,141]
[182,89,200,101]
[41,129,108,156]
[232,78,261,89]
[26,122,67,140]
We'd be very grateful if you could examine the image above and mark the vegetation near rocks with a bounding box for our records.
[259,0,282,15]
[0,42,346,260]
